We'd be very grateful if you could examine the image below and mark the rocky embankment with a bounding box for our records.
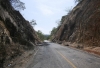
[52,0,100,54]
[0,0,40,68]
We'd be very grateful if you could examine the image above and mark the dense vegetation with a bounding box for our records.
[36,30,50,41]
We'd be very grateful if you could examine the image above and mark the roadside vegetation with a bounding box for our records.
[36,30,50,41]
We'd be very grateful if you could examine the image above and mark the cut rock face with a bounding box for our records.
[52,0,100,47]
[0,0,40,67]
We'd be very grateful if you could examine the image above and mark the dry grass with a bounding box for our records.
[84,47,100,56]
[0,43,24,68]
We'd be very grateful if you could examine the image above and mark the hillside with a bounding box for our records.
[52,0,100,51]
[0,0,40,67]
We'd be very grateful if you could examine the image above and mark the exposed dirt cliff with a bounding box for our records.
[0,0,40,67]
[52,0,100,48]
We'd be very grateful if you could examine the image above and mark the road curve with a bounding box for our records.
[27,43,100,68]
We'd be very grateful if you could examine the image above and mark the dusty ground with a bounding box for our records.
[5,46,39,68]
[84,47,100,56]
[62,42,100,56]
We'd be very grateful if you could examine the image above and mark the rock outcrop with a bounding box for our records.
[0,0,40,67]
[52,0,100,47]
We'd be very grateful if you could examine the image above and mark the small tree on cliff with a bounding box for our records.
[56,20,61,26]
[9,0,25,11]
[50,27,57,35]
[65,6,73,15]
[75,0,82,3]
[30,19,37,27]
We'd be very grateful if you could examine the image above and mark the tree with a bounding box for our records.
[37,30,44,41]
[75,0,82,3]
[50,27,57,35]
[30,19,37,27]
[44,34,50,40]
[56,20,61,26]
[65,7,73,15]
[47,27,57,40]
[10,0,25,11]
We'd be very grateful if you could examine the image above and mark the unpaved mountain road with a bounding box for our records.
[27,43,100,68]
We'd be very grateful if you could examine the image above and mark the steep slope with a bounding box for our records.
[0,0,40,67]
[52,0,100,47]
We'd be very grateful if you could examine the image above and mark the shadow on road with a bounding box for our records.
[43,42,50,46]
[37,42,50,46]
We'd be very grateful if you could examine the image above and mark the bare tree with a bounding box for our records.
[56,20,61,26]
[9,0,25,11]
[75,0,82,3]
[30,19,37,26]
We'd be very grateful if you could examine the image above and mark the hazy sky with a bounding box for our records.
[20,0,76,34]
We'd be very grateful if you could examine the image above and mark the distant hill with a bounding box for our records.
[44,34,50,40]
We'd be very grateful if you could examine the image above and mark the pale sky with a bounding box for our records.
[20,0,76,34]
